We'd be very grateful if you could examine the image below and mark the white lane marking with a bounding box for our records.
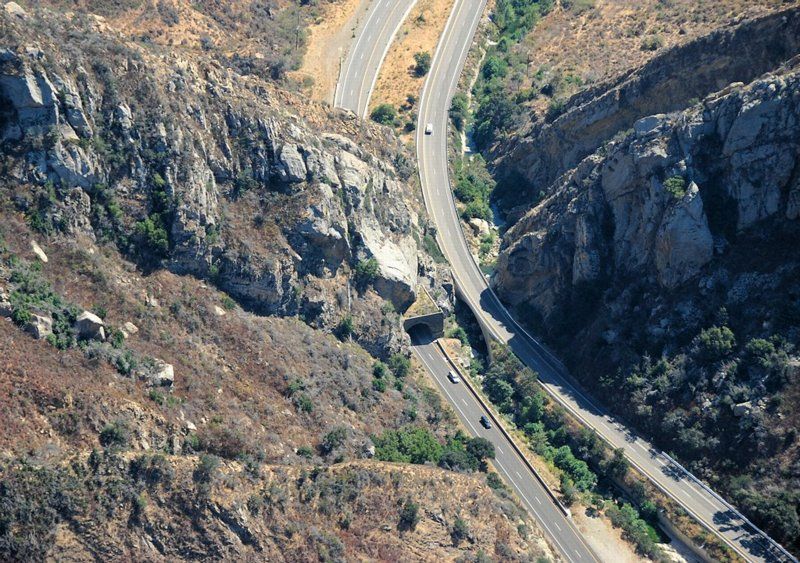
[414,340,592,559]
[536,497,542,505]
[496,445,503,454]
[461,398,468,406]
[494,459,577,563]
[515,471,522,479]
[554,522,562,532]
[575,549,583,559]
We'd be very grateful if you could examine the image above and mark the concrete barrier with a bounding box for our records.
[435,340,571,519]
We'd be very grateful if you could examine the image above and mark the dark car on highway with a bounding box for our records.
[480,415,491,429]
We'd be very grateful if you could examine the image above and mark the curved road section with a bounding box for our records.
[413,0,796,562]
[334,0,417,116]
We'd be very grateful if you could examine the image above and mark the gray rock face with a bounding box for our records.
[75,311,105,341]
[495,68,800,320]
[278,143,307,183]
[25,313,52,339]
[143,360,174,387]
[654,182,714,288]
[0,36,424,356]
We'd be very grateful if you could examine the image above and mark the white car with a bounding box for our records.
[424,122,433,135]
[447,370,461,384]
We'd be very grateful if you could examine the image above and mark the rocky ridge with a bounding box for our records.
[0,6,449,358]
[494,63,800,318]
[494,6,800,217]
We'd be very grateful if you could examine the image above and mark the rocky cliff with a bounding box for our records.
[0,5,449,359]
[494,6,800,217]
[493,60,800,549]
[495,63,800,319]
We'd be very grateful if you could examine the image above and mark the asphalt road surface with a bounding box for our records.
[412,0,795,560]
[334,0,417,116]
[412,328,598,562]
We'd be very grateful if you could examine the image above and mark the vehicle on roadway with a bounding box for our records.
[424,122,433,135]
[479,415,491,429]
[447,370,461,383]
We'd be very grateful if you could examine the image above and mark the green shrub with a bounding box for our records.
[373,361,389,378]
[449,92,469,131]
[451,516,470,544]
[336,316,355,339]
[388,354,411,378]
[640,35,663,51]
[399,499,420,530]
[370,104,397,126]
[320,427,348,455]
[296,445,314,458]
[693,325,736,363]
[99,420,129,449]
[663,175,686,199]
[413,51,431,76]
[294,393,314,413]
[354,258,380,288]
[374,426,443,464]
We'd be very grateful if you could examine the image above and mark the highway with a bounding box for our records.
[334,0,417,116]
[332,0,797,558]
[412,328,598,562]
[412,0,796,559]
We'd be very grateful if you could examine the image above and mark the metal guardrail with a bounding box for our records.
[661,453,798,563]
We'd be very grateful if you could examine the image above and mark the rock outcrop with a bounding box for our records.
[24,312,52,338]
[495,66,800,320]
[75,311,105,341]
[0,10,437,356]
[495,7,800,215]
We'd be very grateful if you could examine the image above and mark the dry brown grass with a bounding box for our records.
[293,0,370,102]
[371,0,456,118]
[520,0,796,115]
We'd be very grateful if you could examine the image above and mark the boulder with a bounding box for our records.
[30,240,48,263]
[278,143,307,183]
[0,289,11,317]
[468,217,490,236]
[732,401,753,417]
[121,321,139,338]
[4,2,26,18]
[145,360,174,387]
[75,311,105,340]
[25,313,53,339]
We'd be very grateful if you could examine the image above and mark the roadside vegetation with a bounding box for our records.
[445,303,740,560]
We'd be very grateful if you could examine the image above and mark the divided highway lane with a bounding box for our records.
[334,0,417,116]
[413,0,795,559]
[412,329,598,563]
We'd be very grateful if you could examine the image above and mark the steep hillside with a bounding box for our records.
[492,5,800,213]
[0,3,553,561]
[494,63,800,551]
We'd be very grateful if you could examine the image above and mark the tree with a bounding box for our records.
[449,92,469,131]
[370,103,397,126]
[413,51,431,76]
[603,448,629,480]
[354,258,380,288]
[466,437,495,462]
[484,377,514,411]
